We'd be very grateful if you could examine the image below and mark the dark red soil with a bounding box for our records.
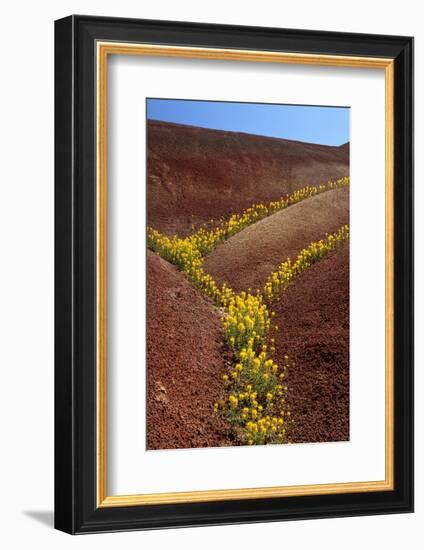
[147,120,349,236]
[146,250,233,450]
[204,186,349,294]
[271,242,349,443]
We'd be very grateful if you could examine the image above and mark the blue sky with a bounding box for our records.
[147,99,349,146]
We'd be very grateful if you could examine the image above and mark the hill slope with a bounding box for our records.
[272,242,350,443]
[147,250,231,450]
[203,186,349,293]
[147,121,349,236]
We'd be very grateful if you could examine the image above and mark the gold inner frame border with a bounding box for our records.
[96,42,394,508]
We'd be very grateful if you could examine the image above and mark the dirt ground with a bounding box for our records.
[147,250,233,450]
[271,242,350,443]
[147,120,349,236]
[204,186,349,294]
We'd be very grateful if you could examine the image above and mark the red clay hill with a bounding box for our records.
[147,250,233,450]
[273,242,350,443]
[147,120,349,236]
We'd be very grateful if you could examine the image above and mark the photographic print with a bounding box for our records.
[146,99,350,450]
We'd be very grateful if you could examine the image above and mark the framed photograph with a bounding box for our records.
[54,15,413,533]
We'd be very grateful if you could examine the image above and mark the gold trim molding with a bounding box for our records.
[96,42,395,508]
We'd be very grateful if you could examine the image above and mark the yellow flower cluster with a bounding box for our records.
[246,416,286,446]
[215,351,291,445]
[327,176,350,190]
[187,177,349,257]
[217,284,292,444]
[147,227,226,305]
[223,292,270,352]
[263,224,350,302]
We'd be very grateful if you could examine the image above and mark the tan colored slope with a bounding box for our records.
[203,186,349,294]
[148,120,349,236]
[147,250,231,450]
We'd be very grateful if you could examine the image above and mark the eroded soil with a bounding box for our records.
[147,250,233,450]
[271,243,349,443]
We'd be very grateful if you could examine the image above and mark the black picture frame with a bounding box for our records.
[55,14,414,534]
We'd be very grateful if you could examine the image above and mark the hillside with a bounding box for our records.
[147,250,232,450]
[203,186,349,293]
[147,120,350,236]
[272,242,350,443]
